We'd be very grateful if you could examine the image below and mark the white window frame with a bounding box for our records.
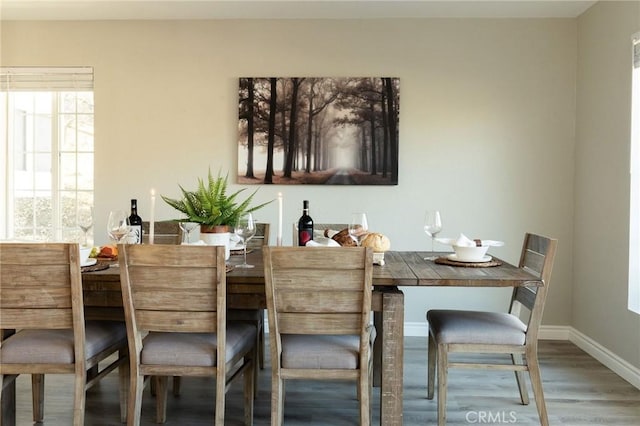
[629,33,640,314]
[1,67,94,242]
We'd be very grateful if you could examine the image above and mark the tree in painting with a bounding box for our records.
[238,77,399,185]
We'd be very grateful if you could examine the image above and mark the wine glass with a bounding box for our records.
[107,210,130,243]
[349,213,369,246]
[234,213,256,268]
[424,210,442,260]
[77,206,93,247]
[178,221,199,244]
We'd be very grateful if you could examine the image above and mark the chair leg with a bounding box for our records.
[259,309,265,370]
[31,374,44,422]
[119,348,129,423]
[73,369,86,426]
[215,368,226,426]
[244,350,256,426]
[436,344,448,426]
[271,374,284,426]
[128,372,144,426]
[527,351,549,426]
[511,353,529,405]
[155,376,169,423]
[359,367,371,426]
[427,332,436,400]
[172,376,181,397]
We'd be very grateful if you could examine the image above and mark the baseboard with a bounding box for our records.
[404,322,639,390]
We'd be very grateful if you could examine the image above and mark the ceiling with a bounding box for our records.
[0,0,598,21]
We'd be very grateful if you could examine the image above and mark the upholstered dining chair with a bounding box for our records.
[263,246,374,425]
[426,233,558,426]
[118,244,256,425]
[0,243,128,425]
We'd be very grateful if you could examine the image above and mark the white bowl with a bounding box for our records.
[80,246,92,263]
[452,245,489,261]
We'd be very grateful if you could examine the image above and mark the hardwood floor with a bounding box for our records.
[7,338,640,425]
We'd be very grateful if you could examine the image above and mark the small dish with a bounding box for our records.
[447,254,492,263]
[81,258,98,267]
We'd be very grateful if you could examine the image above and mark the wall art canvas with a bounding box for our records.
[238,77,399,185]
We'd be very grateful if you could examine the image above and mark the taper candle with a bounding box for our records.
[149,188,156,244]
[277,192,283,246]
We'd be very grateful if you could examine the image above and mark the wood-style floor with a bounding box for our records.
[8,338,640,425]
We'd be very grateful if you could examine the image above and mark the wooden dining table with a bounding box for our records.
[1,250,542,426]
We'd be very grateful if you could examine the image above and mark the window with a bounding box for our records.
[1,67,94,243]
[629,34,640,314]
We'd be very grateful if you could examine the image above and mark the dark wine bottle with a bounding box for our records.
[298,200,314,246]
[129,199,143,244]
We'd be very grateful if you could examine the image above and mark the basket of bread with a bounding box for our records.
[323,228,391,265]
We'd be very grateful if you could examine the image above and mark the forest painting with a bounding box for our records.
[238,77,399,185]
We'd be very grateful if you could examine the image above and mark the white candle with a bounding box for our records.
[277,192,283,246]
[149,188,156,244]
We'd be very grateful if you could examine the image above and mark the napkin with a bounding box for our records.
[306,238,341,247]
[436,234,504,247]
[183,240,207,245]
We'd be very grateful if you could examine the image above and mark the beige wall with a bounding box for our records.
[1,19,576,327]
[575,1,640,368]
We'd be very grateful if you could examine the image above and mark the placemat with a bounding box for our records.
[435,256,502,268]
[230,248,253,256]
[82,261,111,272]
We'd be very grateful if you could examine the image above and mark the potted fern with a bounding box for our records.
[161,169,271,257]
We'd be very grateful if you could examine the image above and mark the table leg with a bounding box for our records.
[376,288,404,426]
[1,375,17,426]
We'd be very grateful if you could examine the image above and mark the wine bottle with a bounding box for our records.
[297,200,314,246]
[129,199,143,244]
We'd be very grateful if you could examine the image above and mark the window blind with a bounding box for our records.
[0,66,93,91]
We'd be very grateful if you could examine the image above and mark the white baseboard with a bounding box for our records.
[403,322,640,390]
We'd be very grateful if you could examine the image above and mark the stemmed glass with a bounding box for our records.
[78,206,93,246]
[349,213,369,246]
[107,210,130,243]
[234,213,256,269]
[424,210,442,260]
[178,222,199,244]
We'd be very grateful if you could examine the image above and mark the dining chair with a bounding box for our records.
[0,243,128,425]
[118,244,256,425]
[141,220,182,244]
[263,246,374,425]
[426,233,558,426]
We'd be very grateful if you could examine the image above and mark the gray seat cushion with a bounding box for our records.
[1,320,127,364]
[427,310,527,345]
[281,330,375,370]
[140,322,256,366]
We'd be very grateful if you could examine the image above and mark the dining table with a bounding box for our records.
[1,249,543,426]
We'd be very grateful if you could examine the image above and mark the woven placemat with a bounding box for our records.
[81,261,110,272]
[435,256,502,268]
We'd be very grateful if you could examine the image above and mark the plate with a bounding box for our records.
[81,258,98,267]
[446,254,492,263]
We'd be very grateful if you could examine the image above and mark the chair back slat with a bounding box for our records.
[119,244,225,334]
[142,220,181,245]
[278,313,363,334]
[276,291,364,313]
[136,311,218,333]
[0,243,81,329]
[246,222,270,250]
